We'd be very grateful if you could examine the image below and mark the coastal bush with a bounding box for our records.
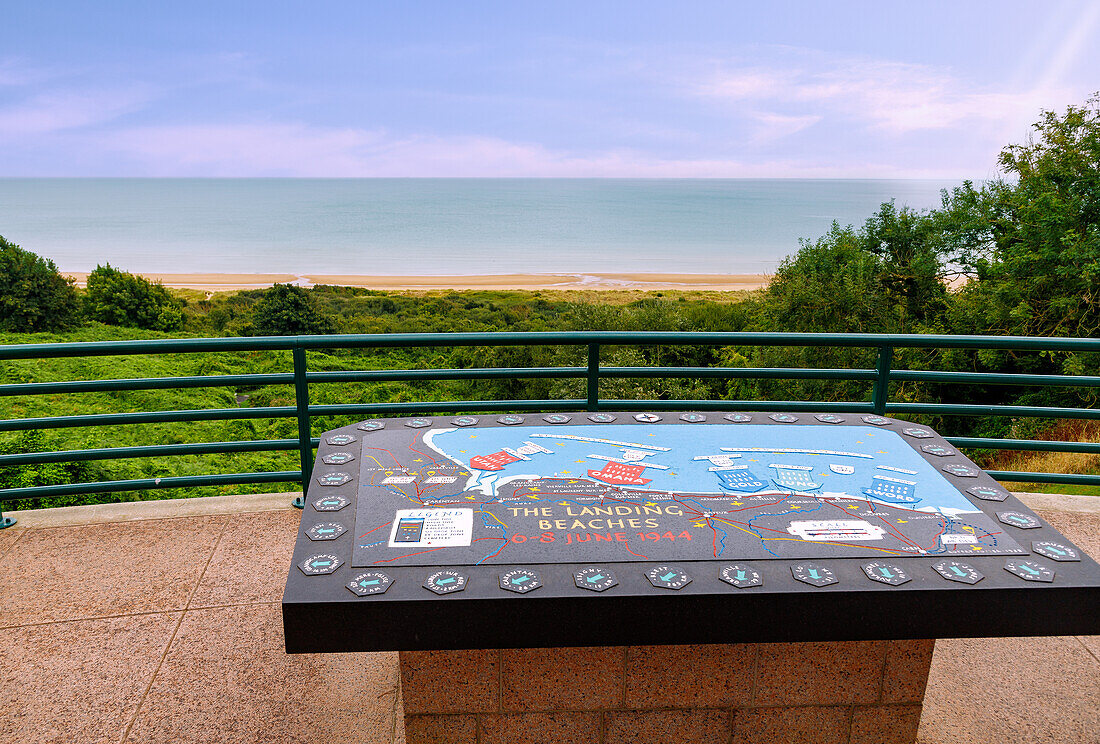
[0,236,81,332]
[941,93,1100,339]
[84,263,185,331]
[249,283,336,336]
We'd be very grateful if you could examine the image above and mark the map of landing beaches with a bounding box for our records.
[351,422,1026,568]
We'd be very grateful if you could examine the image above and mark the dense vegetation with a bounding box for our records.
[2,96,1098,508]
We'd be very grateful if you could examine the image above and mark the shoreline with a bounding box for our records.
[62,271,770,292]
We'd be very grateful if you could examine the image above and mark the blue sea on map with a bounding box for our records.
[424,424,978,515]
[0,178,960,274]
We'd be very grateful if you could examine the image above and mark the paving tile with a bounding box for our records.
[730,706,851,744]
[190,509,301,607]
[501,646,624,711]
[882,639,935,704]
[919,635,1100,744]
[480,711,601,744]
[0,612,180,744]
[0,516,226,627]
[851,704,922,744]
[403,714,477,744]
[125,603,399,744]
[399,649,500,714]
[605,708,730,744]
[1076,635,1100,660]
[0,524,24,558]
[1033,509,1100,557]
[754,641,884,706]
[624,644,755,709]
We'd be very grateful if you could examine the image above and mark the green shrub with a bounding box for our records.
[84,264,185,331]
[0,236,81,332]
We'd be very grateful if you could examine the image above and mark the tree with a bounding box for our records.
[0,236,81,332]
[84,264,185,331]
[942,94,1100,338]
[251,283,336,336]
[760,222,893,334]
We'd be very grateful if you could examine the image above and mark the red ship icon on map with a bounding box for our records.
[470,451,522,471]
[587,461,652,485]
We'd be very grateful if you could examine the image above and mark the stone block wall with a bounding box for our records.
[398,639,934,744]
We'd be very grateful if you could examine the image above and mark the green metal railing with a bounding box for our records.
[1,331,1097,527]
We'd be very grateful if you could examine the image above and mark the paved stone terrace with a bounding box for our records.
[0,492,1096,744]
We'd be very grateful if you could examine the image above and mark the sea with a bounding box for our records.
[0,179,961,276]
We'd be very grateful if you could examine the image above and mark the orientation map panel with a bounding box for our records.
[351,420,1024,567]
[283,412,1100,653]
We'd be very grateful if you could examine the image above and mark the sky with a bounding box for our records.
[2,1,1098,178]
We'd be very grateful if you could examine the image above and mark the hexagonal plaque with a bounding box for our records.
[499,569,543,594]
[423,570,468,595]
[347,571,392,596]
[719,564,763,588]
[679,413,707,423]
[967,484,1009,502]
[769,413,798,423]
[404,418,433,429]
[543,414,571,424]
[326,434,356,446]
[941,464,979,478]
[312,495,350,512]
[902,427,933,439]
[862,561,911,586]
[588,413,617,423]
[791,563,838,587]
[498,415,525,425]
[997,511,1042,530]
[317,472,353,487]
[921,444,954,457]
[574,567,618,592]
[932,560,983,584]
[298,554,341,576]
[646,565,692,590]
[1003,559,1055,583]
[633,413,662,423]
[814,414,845,424]
[357,420,385,432]
[451,416,479,427]
[861,415,891,425]
[1031,541,1081,562]
[321,452,356,465]
[307,522,347,541]
[724,413,752,423]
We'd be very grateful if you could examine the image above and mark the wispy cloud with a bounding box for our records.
[695,51,1071,137]
[91,121,959,178]
[0,86,154,137]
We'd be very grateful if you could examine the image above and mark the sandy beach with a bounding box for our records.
[63,272,769,292]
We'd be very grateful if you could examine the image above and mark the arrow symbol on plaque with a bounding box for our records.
[312,560,332,568]
[361,579,379,586]
[437,577,457,585]
[1047,546,1067,555]
[735,570,747,581]
[587,574,605,583]
[949,566,968,577]
[1019,565,1040,576]
[659,572,677,582]
[512,576,530,584]
[878,567,895,579]
[808,569,821,580]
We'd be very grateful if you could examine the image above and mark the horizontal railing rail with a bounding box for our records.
[1,331,1097,526]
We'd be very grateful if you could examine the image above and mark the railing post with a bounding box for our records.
[292,346,312,509]
[872,345,894,415]
[587,344,600,410]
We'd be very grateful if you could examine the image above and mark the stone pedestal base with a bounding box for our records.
[398,639,934,744]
